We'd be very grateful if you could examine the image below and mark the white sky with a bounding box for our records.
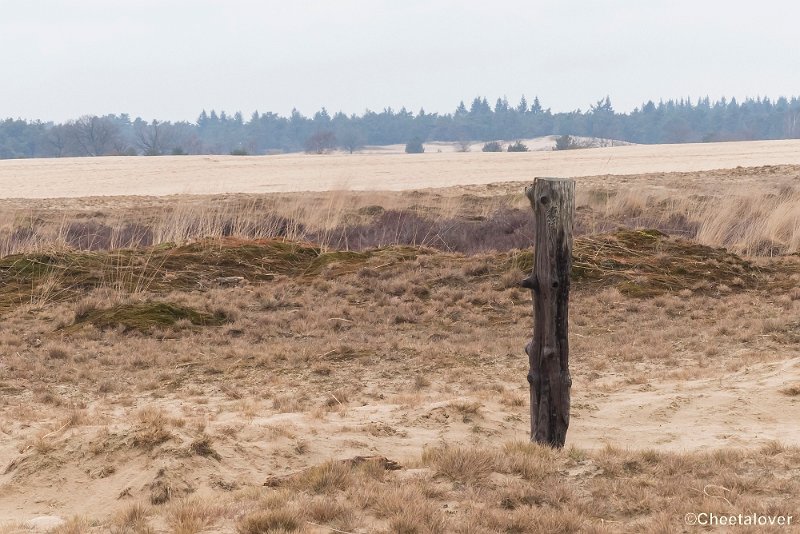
[2,0,799,122]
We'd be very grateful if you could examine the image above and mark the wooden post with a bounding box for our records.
[522,178,575,448]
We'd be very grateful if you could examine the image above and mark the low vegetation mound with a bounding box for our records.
[512,229,761,297]
[576,229,760,297]
[0,239,421,313]
[69,302,228,333]
[0,231,784,316]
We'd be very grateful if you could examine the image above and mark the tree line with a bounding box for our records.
[2,95,800,159]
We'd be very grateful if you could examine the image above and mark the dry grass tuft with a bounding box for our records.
[190,434,222,460]
[236,507,306,534]
[421,445,497,485]
[166,497,221,534]
[49,517,91,534]
[111,501,153,534]
[292,460,353,494]
[132,407,173,449]
[47,345,70,360]
[501,441,557,481]
[780,384,800,396]
[373,485,449,533]
[305,497,356,530]
[272,394,304,413]
[447,400,482,416]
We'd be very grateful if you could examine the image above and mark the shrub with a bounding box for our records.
[229,148,249,156]
[507,140,529,152]
[482,141,503,152]
[305,131,337,154]
[555,135,579,150]
[404,138,425,154]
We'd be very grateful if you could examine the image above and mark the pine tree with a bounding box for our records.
[517,95,528,114]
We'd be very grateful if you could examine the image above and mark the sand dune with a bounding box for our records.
[2,139,800,198]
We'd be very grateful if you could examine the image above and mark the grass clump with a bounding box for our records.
[49,517,92,534]
[132,407,173,449]
[237,509,304,533]
[111,501,153,534]
[167,497,221,534]
[293,460,353,494]
[190,434,222,460]
[421,445,497,485]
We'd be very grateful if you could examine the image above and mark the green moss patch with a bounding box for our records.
[70,302,228,333]
[572,230,758,296]
[510,230,760,297]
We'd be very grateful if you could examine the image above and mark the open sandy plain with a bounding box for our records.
[0,143,798,532]
[2,139,800,198]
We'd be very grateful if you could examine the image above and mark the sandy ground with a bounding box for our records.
[2,354,798,527]
[3,139,800,198]
[574,357,800,450]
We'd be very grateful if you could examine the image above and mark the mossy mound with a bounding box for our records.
[0,238,422,314]
[0,232,776,314]
[511,230,760,297]
[573,230,758,296]
[70,302,228,333]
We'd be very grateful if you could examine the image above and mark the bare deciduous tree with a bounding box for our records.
[339,129,364,154]
[67,115,120,156]
[134,119,172,156]
[45,124,70,157]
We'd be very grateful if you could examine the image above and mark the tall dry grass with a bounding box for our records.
[693,188,800,256]
[0,183,797,257]
[578,184,800,255]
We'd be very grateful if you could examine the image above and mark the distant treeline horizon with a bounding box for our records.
[2,95,800,159]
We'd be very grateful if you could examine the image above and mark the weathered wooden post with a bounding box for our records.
[522,178,575,448]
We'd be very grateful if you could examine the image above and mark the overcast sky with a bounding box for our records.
[2,1,799,122]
